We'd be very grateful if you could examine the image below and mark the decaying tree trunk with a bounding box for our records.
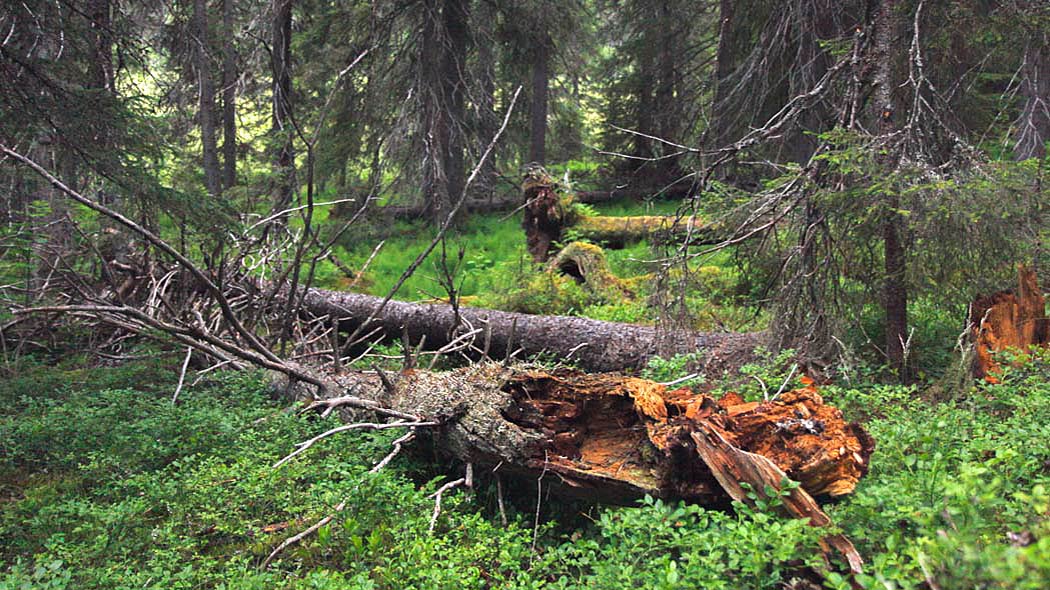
[297,286,763,375]
[522,169,716,261]
[970,266,1050,378]
[276,365,874,507]
[548,241,634,301]
[570,215,710,249]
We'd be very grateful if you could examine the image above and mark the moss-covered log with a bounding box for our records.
[548,241,634,301]
[279,364,873,506]
[297,286,762,374]
[521,168,719,261]
[570,214,713,248]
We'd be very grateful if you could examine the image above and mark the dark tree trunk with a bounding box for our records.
[441,0,469,211]
[529,35,549,165]
[710,0,737,147]
[653,0,678,177]
[472,0,498,199]
[874,0,908,379]
[193,0,222,199]
[271,0,295,212]
[87,0,114,93]
[221,0,237,190]
[296,286,763,375]
[421,0,449,223]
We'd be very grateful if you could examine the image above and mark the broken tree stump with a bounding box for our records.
[970,265,1050,378]
[280,364,874,507]
[520,167,718,261]
[548,241,635,301]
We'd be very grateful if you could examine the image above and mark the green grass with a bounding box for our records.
[319,198,764,332]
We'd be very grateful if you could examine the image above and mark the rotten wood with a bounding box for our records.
[691,422,864,575]
[521,169,717,261]
[970,265,1050,378]
[274,364,874,507]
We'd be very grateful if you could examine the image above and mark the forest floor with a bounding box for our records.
[319,197,762,333]
[1,345,1049,589]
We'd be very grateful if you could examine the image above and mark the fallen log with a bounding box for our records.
[522,167,717,261]
[970,265,1050,378]
[298,286,763,375]
[569,214,712,249]
[548,241,635,301]
[277,364,874,507]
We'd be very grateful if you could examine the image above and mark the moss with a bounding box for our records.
[569,215,707,247]
[548,241,634,302]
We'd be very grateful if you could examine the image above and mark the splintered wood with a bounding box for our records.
[971,266,1050,378]
[499,369,874,504]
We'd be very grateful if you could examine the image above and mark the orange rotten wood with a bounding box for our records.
[288,365,875,506]
[970,266,1050,378]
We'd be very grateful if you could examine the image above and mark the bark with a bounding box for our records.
[221,0,237,190]
[691,420,864,574]
[522,171,565,262]
[529,35,549,165]
[296,286,763,375]
[710,0,738,148]
[193,0,222,199]
[441,0,469,211]
[970,266,1050,378]
[421,0,469,225]
[1014,36,1050,161]
[87,0,114,93]
[472,0,498,199]
[874,0,907,379]
[275,365,873,507]
[421,0,448,223]
[271,0,295,212]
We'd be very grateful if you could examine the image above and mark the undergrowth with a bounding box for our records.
[2,350,1049,588]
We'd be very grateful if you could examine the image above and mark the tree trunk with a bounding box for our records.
[295,286,763,375]
[653,0,678,179]
[472,0,498,200]
[529,35,549,165]
[441,0,469,211]
[87,0,114,93]
[1015,36,1050,161]
[710,0,738,148]
[193,0,222,199]
[421,0,449,224]
[874,0,907,379]
[271,0,295,212]
[274,365,873,506]
[221,0,237,190]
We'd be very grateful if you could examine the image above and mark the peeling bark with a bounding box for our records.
[277,365,873,506]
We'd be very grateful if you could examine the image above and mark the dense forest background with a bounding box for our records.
[2,1,1050,588]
